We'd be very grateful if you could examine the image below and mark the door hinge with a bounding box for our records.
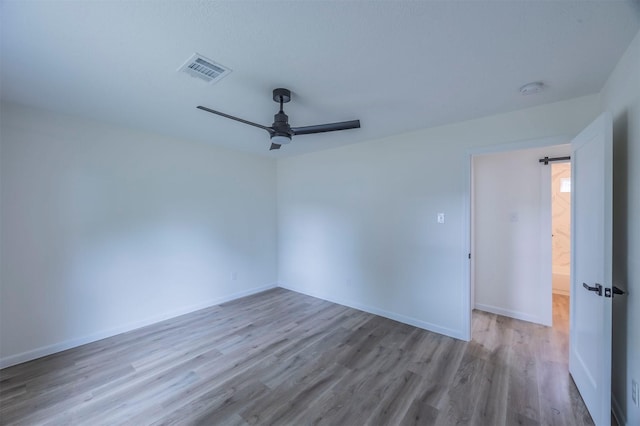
[468,253,471,259]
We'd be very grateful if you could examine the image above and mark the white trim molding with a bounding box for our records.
[474,303,549,327]
[0,283,277,369]
[277,282,466,341]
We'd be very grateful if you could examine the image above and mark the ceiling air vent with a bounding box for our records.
[178,53,231,84]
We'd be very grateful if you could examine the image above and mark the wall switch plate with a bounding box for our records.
[231,272,238,281]
[437,213,445,224]
[633,379,639,407]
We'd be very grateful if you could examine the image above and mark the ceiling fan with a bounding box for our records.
[197,88,361,150]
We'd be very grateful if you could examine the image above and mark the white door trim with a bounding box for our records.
[540,162,554,326]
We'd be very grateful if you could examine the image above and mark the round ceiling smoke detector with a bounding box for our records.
[520,81,545,95]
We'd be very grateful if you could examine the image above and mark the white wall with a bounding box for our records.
[278,94,601,340]
[0,102,277,367]
[473,145,569,326]
[600,29,640,426]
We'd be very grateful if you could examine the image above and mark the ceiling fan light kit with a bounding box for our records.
[197,88,360,151]
[271,134,291,145]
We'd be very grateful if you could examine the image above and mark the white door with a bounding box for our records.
[569,112,613,426]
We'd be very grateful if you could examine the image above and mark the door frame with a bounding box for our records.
[463,135,571,340]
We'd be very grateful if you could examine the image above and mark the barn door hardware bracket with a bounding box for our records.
[613,286,625,295]
[583,282,602,296]
[604,286,626,298]
[539,156,571,165]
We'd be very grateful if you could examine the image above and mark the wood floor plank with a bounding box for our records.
[0,290,593,426]
[399,397,440,426]
[239,361,347,425]
[408,334,466,410]
[364,369,423,425]
[147,376,269,425]
[435,350,487,425]
[507,321,542,425]
[471,356,511,426]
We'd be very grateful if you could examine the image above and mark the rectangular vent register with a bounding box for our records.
[179,53,231,84]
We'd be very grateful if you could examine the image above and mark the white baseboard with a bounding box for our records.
[612,393,626,426]
[0,283,277,369]
[474,303,548,326]
[277,282,465,340]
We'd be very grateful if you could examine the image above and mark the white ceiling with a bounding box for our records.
[1,1,639,157]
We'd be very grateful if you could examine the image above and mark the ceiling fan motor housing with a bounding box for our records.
[271,88,293,142]
[271,117,292,143]
[272,111,292,134]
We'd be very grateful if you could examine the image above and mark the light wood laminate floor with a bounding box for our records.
[1,289,593,425]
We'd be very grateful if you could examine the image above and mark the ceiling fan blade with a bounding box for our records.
[269,143,281,151]
[197,106,273,133]
[291,120,360,136]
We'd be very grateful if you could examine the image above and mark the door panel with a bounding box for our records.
[569,112,613,426]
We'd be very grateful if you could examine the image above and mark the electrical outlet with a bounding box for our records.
[633,379,639,407]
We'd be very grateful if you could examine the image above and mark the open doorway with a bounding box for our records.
[471,143,571,327]
[467,115,614,424]
[551,162,571,333]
